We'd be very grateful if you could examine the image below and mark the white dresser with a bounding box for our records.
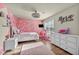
[50,33,79,55]
[4,37,18,51]
[0,8,10,54]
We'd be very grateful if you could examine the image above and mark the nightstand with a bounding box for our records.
[4,37,18,51]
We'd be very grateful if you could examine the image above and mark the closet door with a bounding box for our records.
[51,33,60,47]
[60,34,67,50]
[66,36,78,54]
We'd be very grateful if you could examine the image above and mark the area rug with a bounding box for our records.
[20,42,55,55]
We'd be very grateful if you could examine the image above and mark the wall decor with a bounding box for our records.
[58,14,74,24]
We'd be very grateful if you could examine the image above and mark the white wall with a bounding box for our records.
[53,5,79,35]
[0,8,9,52]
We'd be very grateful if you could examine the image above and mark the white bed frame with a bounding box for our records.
[15,32,39,42]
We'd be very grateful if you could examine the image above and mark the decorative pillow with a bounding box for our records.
[58,28,69,34]
[39,31,46,37]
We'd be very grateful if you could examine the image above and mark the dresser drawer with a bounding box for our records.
[66,47,78,54]
[67,42,77,50]
[54,35,60,38]
[51,38,60,41]
[60,44,67,50]
[54,41,60,46]
[66,37,77,43]
[61,39,66,44]
[51,39,60,46]
[60,34,66,40]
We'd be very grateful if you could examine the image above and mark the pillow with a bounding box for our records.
[40,31,46,37]
[58,28,69,34]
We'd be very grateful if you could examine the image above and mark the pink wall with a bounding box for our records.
[7,6,44,35]
[0,3,5,8]
[14,17,43,34]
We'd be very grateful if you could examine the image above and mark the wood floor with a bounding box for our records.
[51,44,71,55]
[4,40,71,55]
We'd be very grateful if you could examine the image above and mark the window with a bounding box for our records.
[44,19,54,32]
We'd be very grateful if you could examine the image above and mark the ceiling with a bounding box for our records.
[5,3,76,20]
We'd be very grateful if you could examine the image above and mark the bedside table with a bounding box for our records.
[4,37,18,51]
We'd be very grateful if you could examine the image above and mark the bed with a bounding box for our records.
[15,32,39,42]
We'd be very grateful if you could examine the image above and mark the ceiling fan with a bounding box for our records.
[21,6,41,18]
[32,9,40,18]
